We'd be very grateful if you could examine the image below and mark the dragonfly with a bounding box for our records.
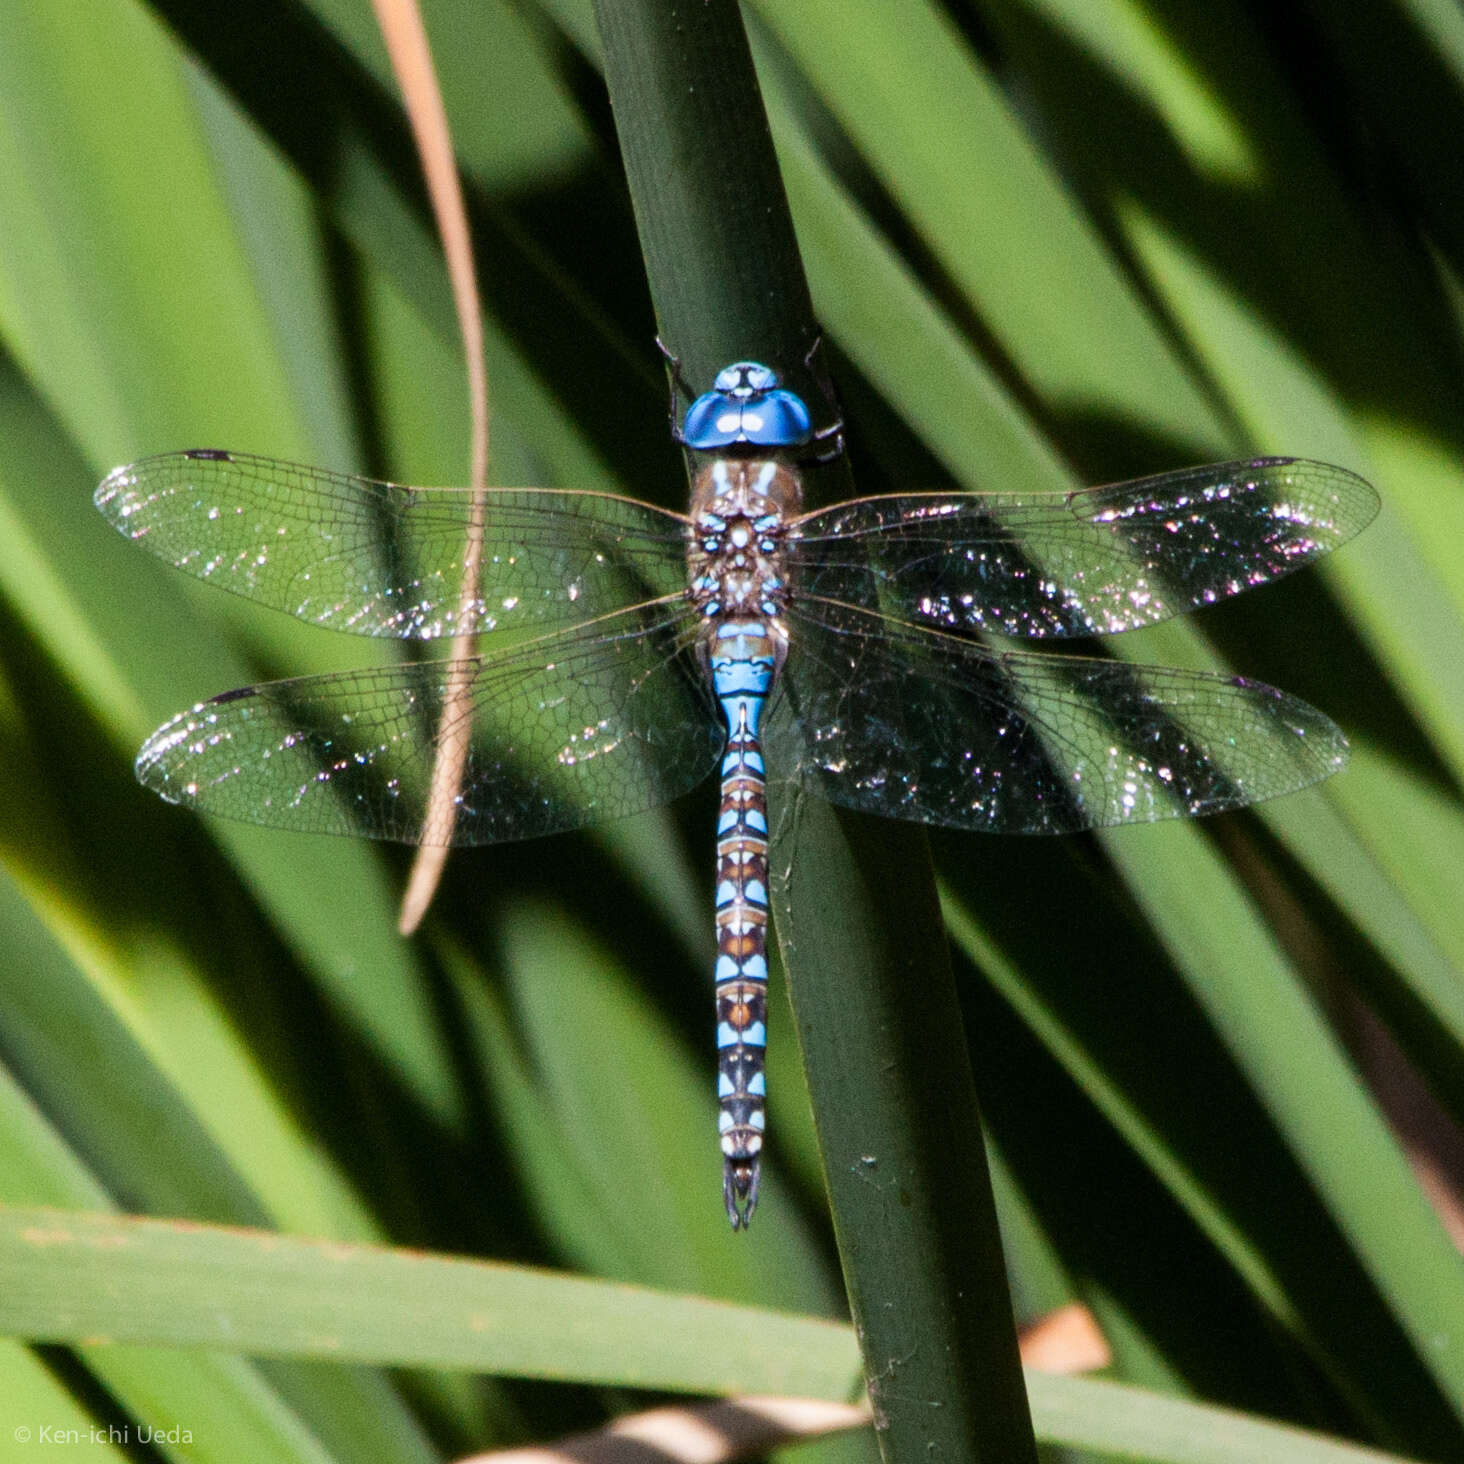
[96,359,1378,1229]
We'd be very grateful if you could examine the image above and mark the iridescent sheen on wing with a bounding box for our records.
[98,357,1377,1231]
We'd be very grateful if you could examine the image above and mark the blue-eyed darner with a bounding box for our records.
[96,360,1377,1228]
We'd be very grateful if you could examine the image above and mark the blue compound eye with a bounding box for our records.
[744,390,813,447]
[681,361,814,451]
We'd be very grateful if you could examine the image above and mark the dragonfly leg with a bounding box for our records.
[656,335,697,446]
[800,330,846,464]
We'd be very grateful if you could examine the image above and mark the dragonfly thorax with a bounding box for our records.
[686,458,800,627]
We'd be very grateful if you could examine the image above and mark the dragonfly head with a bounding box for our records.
[681,360,813,453]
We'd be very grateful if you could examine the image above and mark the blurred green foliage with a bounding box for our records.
[0,1,1461,1460]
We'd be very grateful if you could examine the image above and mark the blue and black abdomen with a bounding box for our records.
[686,450,802,1229]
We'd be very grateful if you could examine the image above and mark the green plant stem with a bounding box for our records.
[592,4,1036,1458]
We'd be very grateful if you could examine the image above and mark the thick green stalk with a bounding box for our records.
[590,0,815,397]
[592,4,1036,1459]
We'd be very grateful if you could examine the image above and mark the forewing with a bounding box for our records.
[790,458,1377,638]
[135,603,720,845]
[97,450,689,638]
[772,599,1348,834]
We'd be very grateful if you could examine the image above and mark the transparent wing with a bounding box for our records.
[789,457,1378,638]
[97,450,690,639]
[771,598,1348,834]
[135,602,720,845]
